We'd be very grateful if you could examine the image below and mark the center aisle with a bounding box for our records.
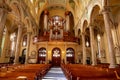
[42,67,67,80]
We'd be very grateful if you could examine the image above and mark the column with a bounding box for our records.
[60,26,63,39]
[82,32,86,64]
[0,3,11,49]
[14,23,23,64]
[46,42,48,64]
[49,26,53,40]
[102,6,117,68]
[64,42,67,64]
[44,10,48,31]
[65,11,70,32]
[25,32,31,64]
[89,25,97,65]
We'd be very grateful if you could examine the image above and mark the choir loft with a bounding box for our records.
[0,0,120,80]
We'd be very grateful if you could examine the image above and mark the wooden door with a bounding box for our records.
[38,48,46,64]
[52,47,61,66]
[66,48,75,64]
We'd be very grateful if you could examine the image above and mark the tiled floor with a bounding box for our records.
[42,67,67,80]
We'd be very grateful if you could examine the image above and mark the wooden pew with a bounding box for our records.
[0,64,51,80]
[61,64,119,80]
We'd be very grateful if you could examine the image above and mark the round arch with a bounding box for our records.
[38,47,46,64]
[10,0,25,21]
[52,47,61,66]
[66,47,75,64]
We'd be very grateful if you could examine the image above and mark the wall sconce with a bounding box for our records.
[86,41,89,47]
[33,36,38,43]
[97,34,101,42]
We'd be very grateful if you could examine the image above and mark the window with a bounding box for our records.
[22,35,27,47]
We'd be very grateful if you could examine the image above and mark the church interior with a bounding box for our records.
[0,0,120,80]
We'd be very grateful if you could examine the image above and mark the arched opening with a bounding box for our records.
[90,5,106,64]
[52,47,61,66]
[38,47,46,64]
[19,48,26,64]
[22,35,27,47]
[66,48,75,64]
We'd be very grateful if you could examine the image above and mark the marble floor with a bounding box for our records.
[42,67,67,80]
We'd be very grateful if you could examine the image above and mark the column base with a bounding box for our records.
[109,64,118,68]
[14,62,19,65]
[92,63,97,66]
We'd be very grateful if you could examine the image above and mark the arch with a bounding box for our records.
[38,47,46,64]
[39,3,75,27]
[19,48,26,64]
[66,47,75,64]
[22,48,26,56]
[81,20,88,33]
[78,28,81,36]
[24,17,32,28]
[52,47,61,66]
[88,3,102,24]
[10,0,25,21]
[89,5,101,24]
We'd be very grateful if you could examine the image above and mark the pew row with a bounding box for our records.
[0,64,51,80]
[61,64,120,80]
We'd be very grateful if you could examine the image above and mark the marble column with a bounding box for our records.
[60,26,63,39]
[89,26,97,65]
[49,26,53,40]
[44,10,48,31]
[0,4,11,49]
[14,23,23,64]
[102,6,117,68]
[25,32,31,64]
[65,11,70,32]
[82,32,86,64]
[46,42,48,64]
[64,42,67,64]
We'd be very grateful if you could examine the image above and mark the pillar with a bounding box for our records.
[0,3,11,49]
[25,32,31,64]
[65,11,70,32]
[44,10,48,31]
[60,26,63,39]
[89,25,97,65]
[82,32,86,64]
[46,42,48,64]
[49,26,53,40]
[102,6,117,68]
[14,23,23,64]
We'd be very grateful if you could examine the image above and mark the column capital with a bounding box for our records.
[0,3,12,13]
[65,11,70,16]
[101,6,111,14]
[81,32,85,35]
[27,31,32,35]
[88,24,94,29]
[17,22,25,28]
[44,10,49,15]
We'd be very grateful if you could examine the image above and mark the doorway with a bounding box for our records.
[66,48,75,64]
[52,47,61,66]
[19,48,26,64]
[38,47,46,64]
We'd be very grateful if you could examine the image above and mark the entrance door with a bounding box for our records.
[38,47,46,64]
[66,48,75,64]
[52,47,61,66]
